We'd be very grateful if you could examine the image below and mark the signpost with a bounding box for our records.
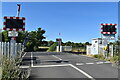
[101,23,117,59]
[3,4,25,59]
[56,38,62,52]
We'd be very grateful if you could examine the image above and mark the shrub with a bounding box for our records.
[1,52,30,80]
[93,54,104,60]
[110,56,118,62]
[47,42,57,52]
[2,56,21,80]
[93,54,99,58]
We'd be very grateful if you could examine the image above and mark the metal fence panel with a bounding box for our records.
[0,42,22,58]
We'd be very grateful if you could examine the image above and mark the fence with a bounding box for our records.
[87,44,114,57]
[0,42,23,58]
[56,46,72,52]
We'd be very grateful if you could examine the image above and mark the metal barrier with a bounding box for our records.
[87,45,114,57]
[0,42,22,58]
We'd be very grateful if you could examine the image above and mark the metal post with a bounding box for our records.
[7,42,10,59]
[17,4,20,17]
[10,37,16,59]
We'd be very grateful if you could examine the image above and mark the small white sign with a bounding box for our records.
[102,35,116,40]
[8,31,18,37]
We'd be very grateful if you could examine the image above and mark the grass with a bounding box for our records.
[85,53,119,64]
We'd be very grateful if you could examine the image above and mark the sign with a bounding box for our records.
[101,23,117,35]
[56,38,62,42]
[8,31,18,37]
[104,46,108,50]
[3,16,25,31]
[102,34,116,40]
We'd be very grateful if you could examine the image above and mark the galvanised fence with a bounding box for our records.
[0,42,23,58]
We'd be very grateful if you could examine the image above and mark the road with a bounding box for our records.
[21,52,119,80]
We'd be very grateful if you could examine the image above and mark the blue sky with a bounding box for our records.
[1,2,118,43]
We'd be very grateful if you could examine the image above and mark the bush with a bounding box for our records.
[2,56,21,80]
[93,54,99,58]
[110,56,118,62]
[1,53,30,80]
[47,42,57,52]
[93,54,104,60]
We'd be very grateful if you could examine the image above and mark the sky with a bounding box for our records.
[1,2,118,43]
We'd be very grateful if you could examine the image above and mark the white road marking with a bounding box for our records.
[96,62,104,64]
[76,63,84,65]
[52,55,62,60]
[32,64,70,68]
[104,61,111,64]
[76,61,110,66]
[86,63,94,65]
[69,64,95,80]
[20,66,30,68]
[22,52,27,58]
[31,52,33,67]
[80,55,99,61]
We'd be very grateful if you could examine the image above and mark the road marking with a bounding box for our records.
[20,66,30,68]
[76,61,110,66]
[96,62,104,64]
[76,63,84,65]
[22,52,27,58]
[80,55,99,61]
[69,64,95,80]
[86,63,94,65]
[31,52,33,67]
[32,64,70,68]
[52,55,62,60]
[104,61,111,64]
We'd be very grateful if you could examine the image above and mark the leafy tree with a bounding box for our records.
[2,31,9,42]
[25,28,46,51]
[65,41,72,46]
[42,41,48,46]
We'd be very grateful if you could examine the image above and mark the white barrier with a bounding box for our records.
[56,46,72,52]
[0,42,22,58]
[87,45,113,57]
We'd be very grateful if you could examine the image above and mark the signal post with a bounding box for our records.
[3,4,26,59]
[101,23,117,59]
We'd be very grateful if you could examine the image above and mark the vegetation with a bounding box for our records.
[47,42,57,52]
[2,27,46,52]
[93,54,104,60]
[2,57,21,79]
[62,41,91,52]
[1,28,91,52]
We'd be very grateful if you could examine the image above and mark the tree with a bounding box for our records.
[65,41,72,46]
[2,31,9,42]
[25,28,46,51]
[84,42,91,45]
